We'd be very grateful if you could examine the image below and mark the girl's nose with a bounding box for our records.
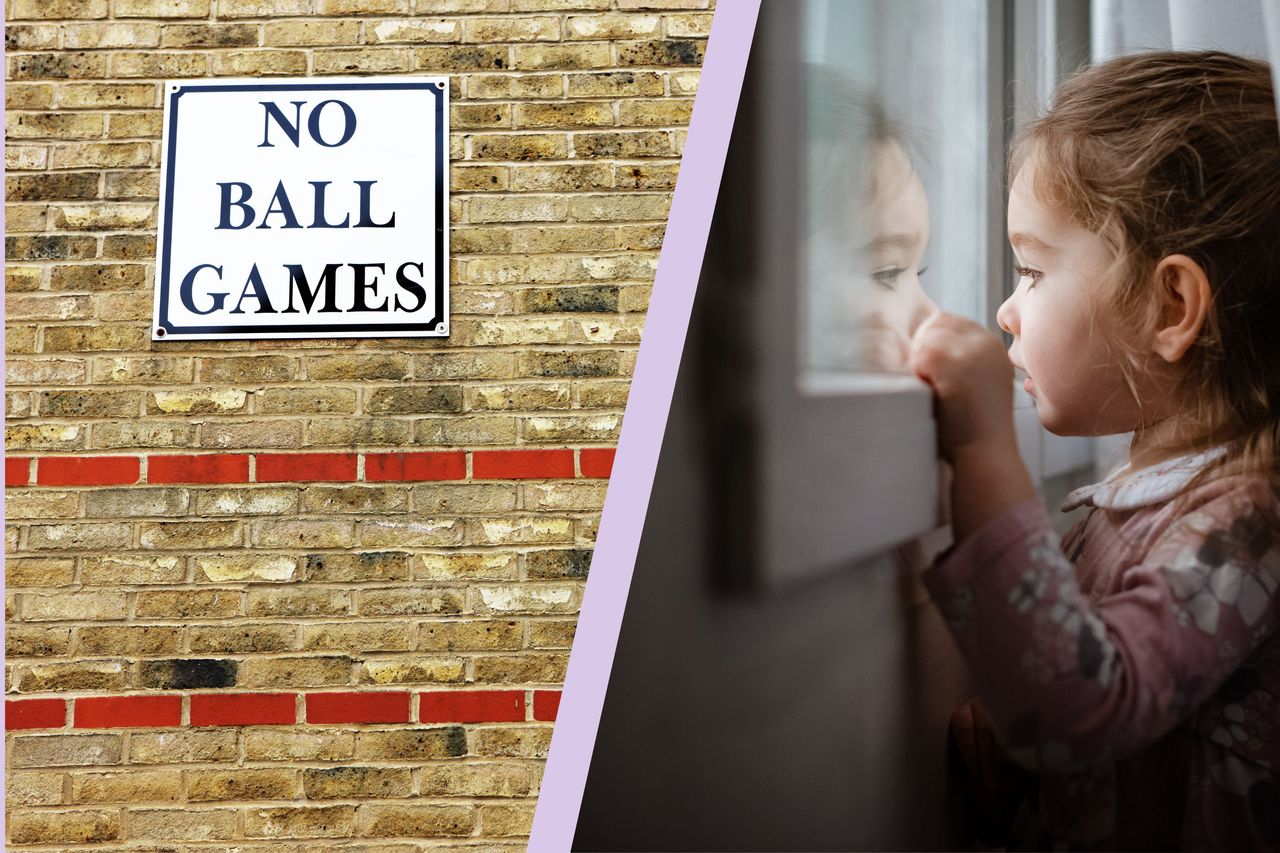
[907,289,940,339]
[996,292,1019,336]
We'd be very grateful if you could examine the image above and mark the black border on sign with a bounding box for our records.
[155,80,448,338]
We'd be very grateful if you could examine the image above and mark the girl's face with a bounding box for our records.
[998,155,1154,436]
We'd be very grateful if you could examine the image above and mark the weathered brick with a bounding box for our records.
[360,656,467,686]
[199,355,298,382]
[189,623,299,654]
[5,490,81,520]
[265,20,361,45]
[306,417,414,446]
[50,263,146,291]
[5,556,76,588]
[111,51,208,77]
[360,803,475,837]
[8,625,73,658]
[525,547,593,578]
[480,804,536,837]
[466,72,561,100]
[7,423,86,451]
[70,769,182,804]
[139,520,241,549]
[358,725,468,761]
[179,768,295,803]
[16,660,127,692]
[567,13,661,39]
[200,420,304,449]
[512,42,611,70]
[7,111,104,139]
[239,656,353,688]
[419,763,532,797]
[452,165,511,192]
[244,729,354,762]
[357,587,465,616]
[136,658,237,689]
[248,587,350,618]
[7,235,99,261]
[134,589,241,619]
[90,421,195,449]
[471,652,568,683]
[128,808,238,841]
[8,771,65,806]
[529,619,577,648]
[414,45,509,72]
[161,23,259,47]
[577,378,632,406]
[367,385,464,414]
[357,518,465,548]
[368,18,459,44]
[129,729,237,764]
[474,583,579,614]
[74,625,183,656]
[212,50,308,76]
[315,48,413,74]
[9,810,120,845]
[6,24,60,49]
[256,386,357,415]
[195,553,297,583]
[27,523,133,552]
[452,102,512,129]
[9,52,109,81]
[305,551,411,583]
[151,389,247,416]
[301,621,413,653]
[303,766,412,799]
[473,725,552,758]
[471,133,569,161]
[253,519,356,549]
[115,0,212,17]
[418,619,522,652]
[12,733,122,768]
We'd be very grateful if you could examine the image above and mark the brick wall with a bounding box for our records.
[4,0,710,847]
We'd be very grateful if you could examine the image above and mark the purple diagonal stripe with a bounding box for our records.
[528,4,762,850]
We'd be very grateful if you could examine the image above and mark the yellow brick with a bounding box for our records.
[512,43,611,70]
[211,50,308,76]
[264,20,361,46]
[318,0,407,11]
[359,804,474,838]
[368,18,460,43]
[565,13,661,40]
[670,68,700,94]
[13,0,108,18]
[9,810,120,845]
[515,101,614,129]
[186,768,299,802]
[217,0,309,16]
[7,83,55,110]
[465,73,562,100]
[452,102,512,129]
[50,142,152,169]
[314,48,413,75]
[114,0,212,17]
[360,656,465,684]
[128,809,238,841]
[58,83,157,110]
[111,51,208,77]
[106,112,163,139]
[464,15,561,43]
[665,11,713,36]
[6,146,49,170]
[7,24,60,49]
[479,804,536,837]
[7,112,104,139]
[64,22,161,48]
[5,205,47,232]
[414,45,510,72]
[71,769,183,804]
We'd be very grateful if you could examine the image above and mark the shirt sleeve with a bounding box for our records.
[922,481,1280,773]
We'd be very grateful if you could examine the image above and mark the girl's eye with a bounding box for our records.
[871,266,906,290]
[1014,264,1043,287]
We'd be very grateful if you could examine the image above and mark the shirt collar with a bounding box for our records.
[1060,444,1229,512]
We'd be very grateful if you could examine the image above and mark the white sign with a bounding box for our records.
[153,77,449,340]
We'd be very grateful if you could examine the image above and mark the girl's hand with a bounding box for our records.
[908,311,1016,463]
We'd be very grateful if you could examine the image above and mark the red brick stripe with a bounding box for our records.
[579,448,615,478]
[533,690,562,722]
[306,691,411,724]
[74,695,182,728]
[6,457,31,487]
[36,456,141,486]
[148,454,250,484]
[6,698,67,730]
[472,449,575,480]
[190,692,296,727]
[365,451,466,482]
[11,448,615,486]
[418,690,525,723]
[256,452,358,483]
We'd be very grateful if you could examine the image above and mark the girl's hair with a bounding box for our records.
[805,64,907,230]
[1011,50,1280,494]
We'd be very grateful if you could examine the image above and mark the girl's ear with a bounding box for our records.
[1151,254,1211,363]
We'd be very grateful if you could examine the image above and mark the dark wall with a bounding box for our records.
[573,284,976,851]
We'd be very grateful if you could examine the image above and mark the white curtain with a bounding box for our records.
[1089,0,1280,479]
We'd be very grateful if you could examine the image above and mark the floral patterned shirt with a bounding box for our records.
[924,447,1280,851]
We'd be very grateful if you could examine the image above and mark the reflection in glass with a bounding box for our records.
[798,0,988,381]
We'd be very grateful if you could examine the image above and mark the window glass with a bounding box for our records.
[799,0,990,383]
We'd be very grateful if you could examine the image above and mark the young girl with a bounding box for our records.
[910,51,1280,850]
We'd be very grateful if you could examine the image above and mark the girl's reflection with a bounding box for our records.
[806,69,939,372]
